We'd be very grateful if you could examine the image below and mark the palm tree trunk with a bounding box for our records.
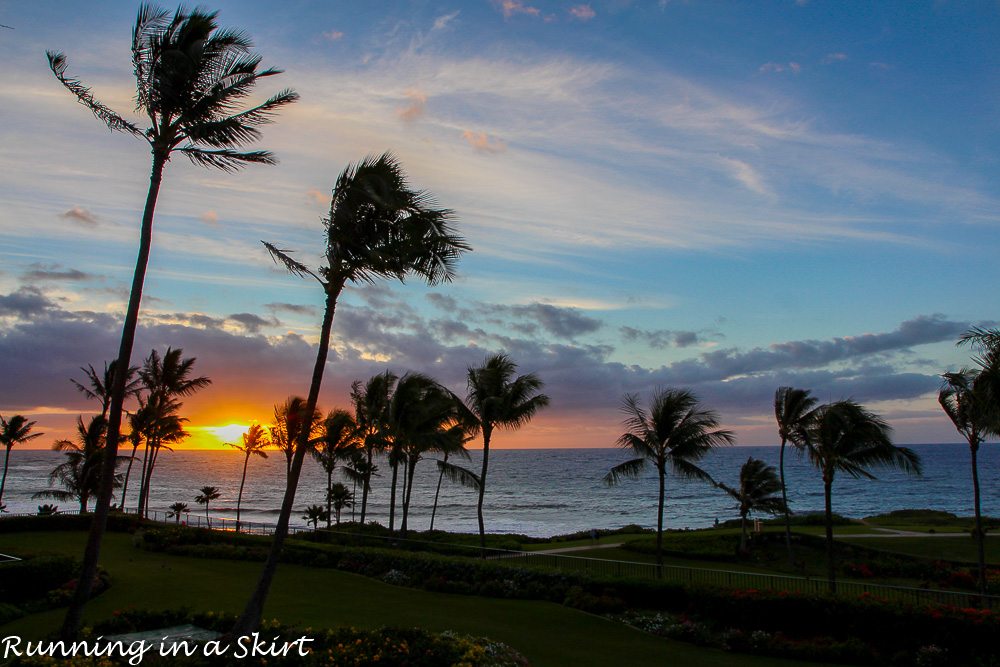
[205,500,211,527]
[141,443,161,518]
[119,442,139,511]
[477,428,492,552]
[430,456,447,532]
[739,512,748,555]
[351,477,357,523]
[401,456,417,536]
[779,437,794,566]
[360,449,372,525]
[970,441,987,597]
[236,453,250,533]
[136,442,150,515]
[80,495,88,514]
[326,467,333,529]
[389,455,399,532]
[0,445,11,507]
[61,150,166,641]
[824,473,836,594]
[656,464,665,572]
[232,280,343,636]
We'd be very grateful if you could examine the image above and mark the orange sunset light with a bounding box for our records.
[187,423,254,450]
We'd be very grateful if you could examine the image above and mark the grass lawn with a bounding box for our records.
[0,531,838,667]
[840,535,1000,564]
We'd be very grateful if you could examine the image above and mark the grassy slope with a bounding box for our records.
[0,532,836,667]
[839,536,1000,564]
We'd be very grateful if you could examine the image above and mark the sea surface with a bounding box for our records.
[2,444,997,537]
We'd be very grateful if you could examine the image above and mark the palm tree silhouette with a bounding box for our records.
[463,354,549,550]
[51,5,296,638]
[271,397,321,478]
[0,414,43,508]
[35,417,126,513]
[718,457,787,554]
[328,483,353,526]
[194,486,221,528]
[351,372,396,526]
[235,154,468,634]
[804,400,921,592]
[70,361,141,420]
[167,501,189,524]
[229,424,269,532]
[311,409,359,529]
[604,388,733,568]
[773,386,817,564]
[302,504,329,530]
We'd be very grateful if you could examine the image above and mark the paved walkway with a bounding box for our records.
[530,542,624,554]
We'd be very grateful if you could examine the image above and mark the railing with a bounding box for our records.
[5,510,997,609]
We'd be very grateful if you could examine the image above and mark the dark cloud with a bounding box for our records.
[265,302,318,316]
[478,302,602,339]
[228,312,281,333]
[23,264,92,283]
[620,326,707,349]
[60,206,98,226]
[0,287,58,318]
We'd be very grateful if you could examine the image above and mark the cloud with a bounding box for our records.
[23,264,92,282]
[228,312,281,333]
[462,130,507,153]
[432,11,460,31]
[323,30,345,41]
[60,206,98,226]
[498,0,540,18]
[396,89,427,122]
[870,62,893,71]
[0,286,58,318]
[719,157,770,196]
[759,62,801,74]
[823,52,848,64]
[265,302,318,317]
[200,210,219,226]
[569,5,596,20]
[305,188,328,206]
[620,326,708,349]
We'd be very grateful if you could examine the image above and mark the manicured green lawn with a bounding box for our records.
[840,536,1000,564]
[0,532,837,667]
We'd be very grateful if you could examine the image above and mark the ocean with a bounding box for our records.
[2,444,997,537]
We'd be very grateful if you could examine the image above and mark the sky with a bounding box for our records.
[1,1,998,449]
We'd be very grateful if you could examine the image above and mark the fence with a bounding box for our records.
[4,509,997,609]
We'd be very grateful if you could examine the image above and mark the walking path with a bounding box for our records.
[531,542,624,554]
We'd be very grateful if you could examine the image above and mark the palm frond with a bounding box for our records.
[177,146,277,171]
[261,241,319,281]
[436,459,481,490]
[47,51,144,138]
[603,457,646,486]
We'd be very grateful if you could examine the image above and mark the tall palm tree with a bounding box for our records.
[271,397,322,478]
[0,415,43,508]
[194,486,221,527]
[773,386,818,564]
[958,326,1000,432]
[70,361,141,420]
[167,501,189,524]
[51,5,296,639]
[464,354,549,549]
[234,154,468,635]
[804,400,921,592]
[718,457,787,554]
[229,424,269,532]
[351,373,396,525]
[311,409,359,529]
[135,348,208,517]
[605,388,734,568]
[34,417,126,513]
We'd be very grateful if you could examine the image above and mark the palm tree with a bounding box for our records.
[718,457,787,555]
[804,400,921,592]
[229,425,269,532]
[429,439,479,532]
[351,373,396,526]
[70,361,141,420]
[0,415,43,508]
[328,483,353,525]
[37,504,60,516]
[940,337,999,597]
[194,486,221,528]
[773,386,818,564]
[311,410,359,529]
[464,354,549,549]
[302,504,329,530]
[51,5,296,639]
[271,397,322,478]
[35,417,126,513]
[135,348,208,517]
[604,388,734,568]
[167,501,189,524]
[234,154,467,635]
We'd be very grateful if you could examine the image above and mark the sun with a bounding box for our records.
[207,423,252,445]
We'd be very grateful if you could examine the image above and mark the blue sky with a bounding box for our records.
[0,1,998,447]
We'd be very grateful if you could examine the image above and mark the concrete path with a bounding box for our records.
[530,542,624,555]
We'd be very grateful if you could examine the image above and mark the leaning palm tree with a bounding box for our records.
[311,409,359,529]
[167,501,189,524]
[429,437,479,532]
[773,386,818,564]
[804,400,921,592]
[464,354,549,549]
[51,5,296,639]
[351,373,396,526]
[35,417,126,513]
[604,388,734,568]
[229,424,269,532]
[233,154,468,635]
[70,361,141,420]
[0,414,43,508]
[718,457,787,555]
[194,486,221,528]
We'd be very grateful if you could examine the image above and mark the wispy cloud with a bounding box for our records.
[569,5,596,21]
[461,130,507,153]
[498,0,540,19]
[433,11,460,31]
[823,52,848,64]
[322,30,344,41]
[200,210,219,226]
[396,88,427,121]
[759,61,801,74]
[60,206,98,226]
